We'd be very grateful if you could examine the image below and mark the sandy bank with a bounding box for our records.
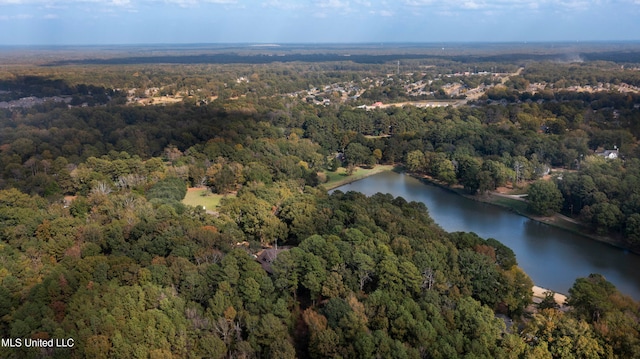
[532,285,567,306]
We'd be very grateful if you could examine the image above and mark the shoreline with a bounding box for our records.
[321,164,397,190]
[410,173,640,256]
[325,167,630,253]
[482,192,640,255]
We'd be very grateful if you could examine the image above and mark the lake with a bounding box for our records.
[333,171,640,300]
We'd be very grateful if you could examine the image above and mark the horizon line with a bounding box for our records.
[2,40,640,48]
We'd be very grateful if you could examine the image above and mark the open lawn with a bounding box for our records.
[182,188,234,209]
[322,165,396,190]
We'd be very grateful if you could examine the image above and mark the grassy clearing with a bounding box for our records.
[363,134,390,139]
[486,196,530,214]
[550,217,588,233]
[322,165,396,190]
[182,188,234,209]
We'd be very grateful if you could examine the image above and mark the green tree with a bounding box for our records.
[211,165,237,194]
[406,150,425,172]
[458,249,503,308]
[223,193,287,246]
[455,155,482,194]
[373,149,383,164]
[453,296,505,357]
[425,152,457,185]
[625,213,640,247]
[567,273,615,323]
[527,180,563,216]
[345,142,374,167]
[303,309,340,358]
[591,202,623,235]
[502,266,533,315]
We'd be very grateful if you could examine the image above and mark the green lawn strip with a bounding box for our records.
[551,217,588,233]
[487,196,530,214]
[322,165,395,190]
[182,188,233,209]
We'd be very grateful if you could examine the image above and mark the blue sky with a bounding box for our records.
[0,0,639,45]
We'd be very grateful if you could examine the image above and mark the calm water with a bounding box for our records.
[333,171,640,300]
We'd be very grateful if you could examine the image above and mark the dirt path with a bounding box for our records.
[556,213,581,224]
[500,67,524,84]
[373,100,460,109]
[491,192,527,202]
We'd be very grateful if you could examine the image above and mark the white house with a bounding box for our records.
[596,148,619,159]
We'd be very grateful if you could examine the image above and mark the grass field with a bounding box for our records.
[182,188,234,209]
[322,165,396,190]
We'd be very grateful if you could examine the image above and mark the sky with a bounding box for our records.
[0,0,639,45]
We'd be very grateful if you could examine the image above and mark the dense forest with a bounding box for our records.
[0,44,639,358]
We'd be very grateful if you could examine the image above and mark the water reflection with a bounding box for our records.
[333,171,640,299]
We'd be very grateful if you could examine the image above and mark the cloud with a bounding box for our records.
[0,13,33,19]
[158,0,237,7]
[368,9,393,16]
[2,0,600,13]
[354,0,371,6]
[261,0,358,17]
[0,0,237,5]
[395,0,618,20]
[462,1,482,9]
[171,0,237,4]
[261,0,302,10]
[321,0,348,7]
[556,0,591,10]
[403,0,437,6]
[0,0,132,7]
[400,0,587,11]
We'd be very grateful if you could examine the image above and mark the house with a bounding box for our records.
[596,148,619,159]
[256,246,291,274]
